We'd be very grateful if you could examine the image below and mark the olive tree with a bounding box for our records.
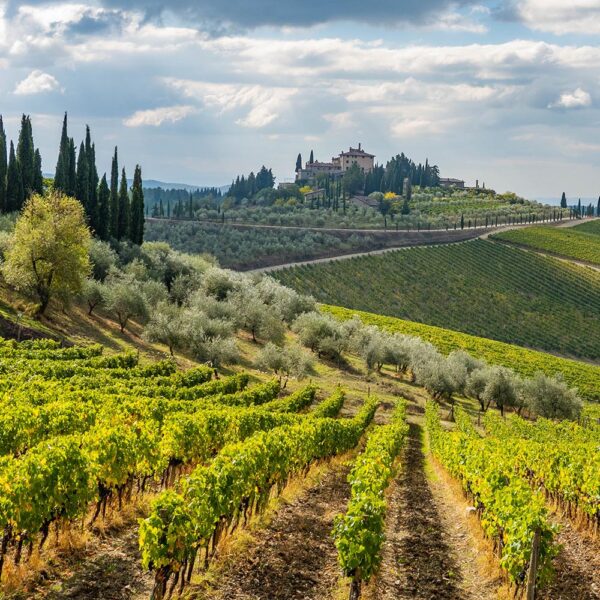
[181,307,239,366]
[255,342,314,387]
[80,278,106,316]
[103,276,148,332]
[480,366,518,416]
[3,193,91,314]
[292,312,350,362]
[143,301,185,355]
[520,373,582,420]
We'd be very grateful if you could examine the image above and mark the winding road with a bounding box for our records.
[247,218,596,273]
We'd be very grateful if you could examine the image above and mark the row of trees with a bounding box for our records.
[0,113,145,245]
[228,166,275,202]
[0,115,44,213]
[560,193,600,217]
[289,311,582,420]
[54,114,144,244]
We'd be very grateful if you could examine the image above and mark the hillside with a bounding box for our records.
[323,305,600,402]
[273,239,600,362]
[492,220,600,266]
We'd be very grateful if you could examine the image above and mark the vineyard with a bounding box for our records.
[492,223,600,266]
[322,305,600,402]
[0,323,597,600]
[273,239,600,361]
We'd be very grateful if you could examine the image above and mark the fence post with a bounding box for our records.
[526,529,541,600]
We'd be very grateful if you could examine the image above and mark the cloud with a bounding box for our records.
[516,0,600,35]
[164,79,298,128]
[549,88,592,109]
[14,69,60,94]
[123,105,197,127]
[6,0,483,29]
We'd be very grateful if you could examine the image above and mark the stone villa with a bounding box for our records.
[296,144,375,182]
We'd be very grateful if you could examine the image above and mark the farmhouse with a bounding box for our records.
[438,177,465,189]
[297,143,375,182]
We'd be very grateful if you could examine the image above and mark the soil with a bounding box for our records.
[194,461,352,600]
[539,515,600,600]
[21,523,153,600]
[366,421,501,600]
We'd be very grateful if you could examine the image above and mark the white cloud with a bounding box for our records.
[164,79,298,128]
[123,105,197,127]
[549,88,592,109]
[14,69,60,94]
[518,0,600,35]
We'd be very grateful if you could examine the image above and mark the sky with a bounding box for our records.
[1,1,600,199]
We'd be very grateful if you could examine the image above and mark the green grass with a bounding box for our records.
[492,222,600,266]
[323,305,600,403]
[273,239,600,361]
[573,219,600,236]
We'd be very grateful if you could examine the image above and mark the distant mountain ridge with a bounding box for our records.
[44,172,230,194]
[142,179,230,193]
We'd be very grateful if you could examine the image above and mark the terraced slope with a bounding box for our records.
[492,222,600,266]
[274,239,600,361]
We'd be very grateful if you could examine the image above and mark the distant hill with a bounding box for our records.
[142,179,230,194]
[45,173,230,194]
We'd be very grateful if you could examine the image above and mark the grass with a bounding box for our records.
[322,305,600,403]
[492,222,600,266]
[273,239,600,362]
[574,219,600,236]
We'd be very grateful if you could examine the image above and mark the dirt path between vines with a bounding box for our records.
[194,461,351,600]
[22,522,153,600]
[366,421,501,600]
[539,515,600,600]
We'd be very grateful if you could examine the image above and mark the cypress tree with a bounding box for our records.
[117,167,130,240]
[109,147,119,238]
[87,141,99,230]
[97,174,110,240]
[76,140,89,211]
[309,149,314,163]
[560,192,567,208]
[129,164,144,245]
[33,149,43,194]
[295,153,302,172]
[577,198,582,217]
[16,115,35,201]
[0,116,6,212]
[597,196,600,217]
[54,112,70,194]
[6,141,24,212]
[67,138,77,196]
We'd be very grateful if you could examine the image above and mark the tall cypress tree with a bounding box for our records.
[76,141,89,211]
[309,149,314,163]
[67,138,77,196]
[560,192,567,208]
[16,115,35,202]
[0,116,7,212]
[129,164,144,245]
[33,149,43,194]
[54,112,70,194]
[577,198,582,217]
[597,196,600,217]
[97,174,110,240]
[6,141,24,212]
[117,167,130,240]
[295,153,302,172]
[109,147,119,238]
[83,126,99,230]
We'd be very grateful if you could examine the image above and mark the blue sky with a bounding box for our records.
[1,0,599,199]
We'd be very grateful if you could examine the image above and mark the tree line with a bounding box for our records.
[0,113,145,245]
[228,166,275,201]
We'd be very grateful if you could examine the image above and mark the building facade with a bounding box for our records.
[296,143,375,182]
